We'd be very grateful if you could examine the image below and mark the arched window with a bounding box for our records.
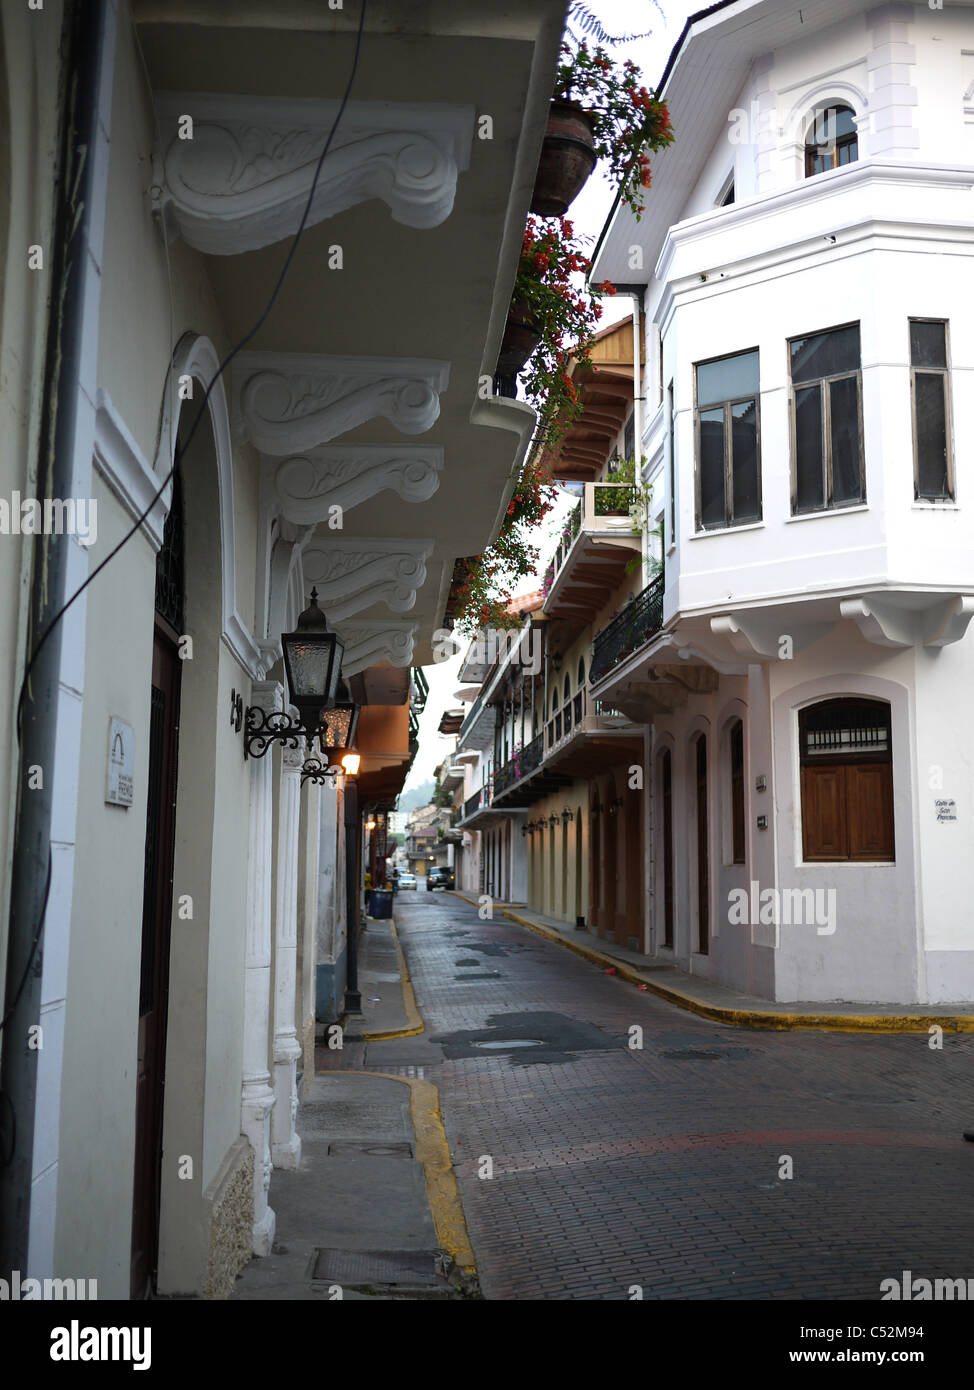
[799,698,893,861]
[805,105,857,177]
[578,656,586,687]
[563,676,571,706]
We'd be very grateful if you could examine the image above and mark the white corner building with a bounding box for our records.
[589,0,974,1004]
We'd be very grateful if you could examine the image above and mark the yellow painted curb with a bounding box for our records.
[451,891,974,1035]
[317,1069,477,1279]
[362,915,425,1041]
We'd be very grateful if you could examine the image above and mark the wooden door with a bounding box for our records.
[695,736,709,955]
[131,622,181,1296]
[661,750,674,948]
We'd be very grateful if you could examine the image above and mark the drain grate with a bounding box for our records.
[661,1048,747,1060]
[310,1248,444,1287]
[454,972,503,981]
[473,1038,544,1050]
[327,1140,413,1157]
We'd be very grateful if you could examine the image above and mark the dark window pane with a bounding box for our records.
[915,372,950,498]
[811,105,856,142]
[830,376,862,504]
[837,139,857,165]
[794,385,824,511]
[697,349,759,407]
[731,399,759,521]
[910,320,947,369]
[790,325,860,384]
[699,408,725,527]
[720,181,735,206]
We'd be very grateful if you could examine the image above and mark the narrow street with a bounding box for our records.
[329,892,974,1301]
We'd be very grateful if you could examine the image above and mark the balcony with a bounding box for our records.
[491,730,571,809]
[590,572,665,686]
[543,483,643,623]
[457,782,497,828]
[542,687,643,776]
[456,683,497,751]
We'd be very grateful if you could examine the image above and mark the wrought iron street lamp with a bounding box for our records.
[245,588,357,784]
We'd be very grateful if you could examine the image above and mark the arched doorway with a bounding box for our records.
[657,747,674,949]
[693,733,710,955]
[623,781,643,949]
[574,808,583,926]
[603,776,618,941]
[132,471,184,1296]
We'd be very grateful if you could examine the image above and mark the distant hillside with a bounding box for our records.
[397,779,434,812]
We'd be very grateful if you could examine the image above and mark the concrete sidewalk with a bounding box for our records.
[450,892,974,1034]
[231,913,477,1300]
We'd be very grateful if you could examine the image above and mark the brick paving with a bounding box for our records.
[325,894,974,1300]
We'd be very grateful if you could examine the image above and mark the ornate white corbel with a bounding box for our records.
[922,595,974,647]
[710,613,831,661]
[272,444,443,520]
[154,94,475,253]
[302,538,434,621]
[334,621,417,676]
[232,352,450,453]
[839,597,916,648]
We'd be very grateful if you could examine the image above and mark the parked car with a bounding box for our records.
[426,866,455,891]
[397,872,418,890]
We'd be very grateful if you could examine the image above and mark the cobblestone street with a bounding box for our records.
[325,892,974,1301]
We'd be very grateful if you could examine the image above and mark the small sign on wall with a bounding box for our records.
[106,717,134,807]
[935,798,957,823]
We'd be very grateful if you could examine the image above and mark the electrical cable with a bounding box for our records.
[1,0,369,1037]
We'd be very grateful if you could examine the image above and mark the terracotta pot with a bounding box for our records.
[495,302,541,395]
[531,100,597,218]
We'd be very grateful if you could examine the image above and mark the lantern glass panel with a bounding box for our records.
[320,706,352,749]
[283,632,342,708]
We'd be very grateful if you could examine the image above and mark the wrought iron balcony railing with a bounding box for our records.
[462,785,488,820]
[590,572,665,685]
[493,730,544,797]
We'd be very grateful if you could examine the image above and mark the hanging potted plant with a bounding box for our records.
[532,27,674,220]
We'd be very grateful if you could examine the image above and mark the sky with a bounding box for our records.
[401,0,702,798]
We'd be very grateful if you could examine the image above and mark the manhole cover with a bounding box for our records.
[327,1141,413,1157]
[310,1248,443,1287]
[472,1038,544,1050]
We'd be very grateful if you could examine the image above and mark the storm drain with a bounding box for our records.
[309,1248,444,1289]
[473,1038,544,1050]
[454,972,503,981]
[326,1140,413,1157]
[661,1048,749,1060]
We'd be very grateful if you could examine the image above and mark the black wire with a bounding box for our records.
[1,1,369,1037]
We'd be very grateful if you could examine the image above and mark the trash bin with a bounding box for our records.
[370,888,393,920]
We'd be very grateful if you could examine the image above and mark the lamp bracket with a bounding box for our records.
[300,757,342,786]
[244,704,306,760]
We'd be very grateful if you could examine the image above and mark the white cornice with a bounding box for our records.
[302,538,435,621]
[232,352,450,453]
[155,93,475,254]
[655,160,974,285]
